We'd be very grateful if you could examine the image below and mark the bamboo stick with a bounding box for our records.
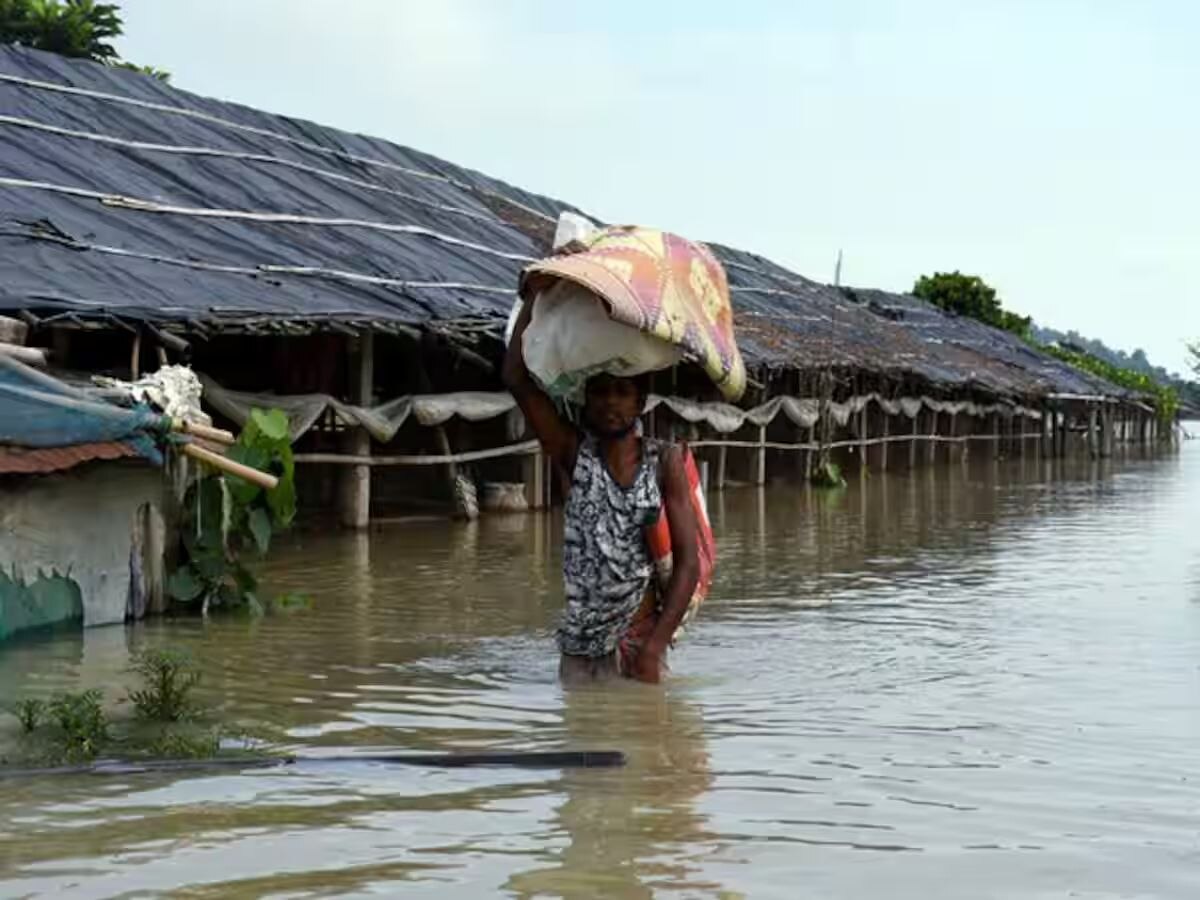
[130,330,141,380]
[292,432,1040,467]
[0,316,28,345]
[182,443,279,490]
[297,440,540,467]
[0,343,48,367]
[168,418,235,445]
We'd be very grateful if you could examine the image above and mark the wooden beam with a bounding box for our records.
[523,447,546,509]
[300,440,539,467]
[755,425,767,486]
[880,412,890,472]
[339,333,373,529]
[0,342,48,367]
[130,329,142,380]
[858,405,868,470]
[804,424,815,482]
[0,316,28,345]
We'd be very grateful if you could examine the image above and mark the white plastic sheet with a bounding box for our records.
[519,280,682,402]
[199,372,1040,447]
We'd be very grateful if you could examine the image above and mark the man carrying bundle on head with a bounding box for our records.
[503,220,745,683]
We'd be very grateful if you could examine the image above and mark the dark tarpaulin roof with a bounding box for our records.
[0,45,571,330]
[840,286,1128,399]
[0,45,1127,402]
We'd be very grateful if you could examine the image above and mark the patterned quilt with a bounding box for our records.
[519,225,747,402]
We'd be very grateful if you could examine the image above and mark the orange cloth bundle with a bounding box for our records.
[617,443,715,673]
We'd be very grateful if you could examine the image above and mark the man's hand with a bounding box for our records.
[630,639,667,684]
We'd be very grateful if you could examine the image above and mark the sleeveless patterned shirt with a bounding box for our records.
[558,434,663,657]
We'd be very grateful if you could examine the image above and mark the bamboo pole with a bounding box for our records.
[755,425,767,486]
[299,442,540,467]
[0,316,28,345]
[859,405,868,470]
[182,443,279,490]
[339,333,373,529]
[168,418,235,446]
[0,343,48,366]
[130,330,141,381]
[804,424,815,482]
[716,444,728,491]
[524,447,546,509]
[880,411,890,472]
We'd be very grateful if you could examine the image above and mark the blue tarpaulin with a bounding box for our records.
[0,355,163,461]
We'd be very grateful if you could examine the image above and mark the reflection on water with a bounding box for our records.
[2,448,1200,898]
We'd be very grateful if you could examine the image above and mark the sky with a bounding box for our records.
[115,0,1199,377]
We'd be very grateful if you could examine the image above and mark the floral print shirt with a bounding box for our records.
[558,434,663,657]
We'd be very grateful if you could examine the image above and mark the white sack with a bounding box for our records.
[517,280,682,402]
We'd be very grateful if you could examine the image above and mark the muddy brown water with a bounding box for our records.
[2,444,1199,898]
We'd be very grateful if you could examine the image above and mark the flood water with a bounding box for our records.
[2,442,1200,899]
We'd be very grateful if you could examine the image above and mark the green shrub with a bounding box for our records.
[11,698,44,734]
[128,648,202,722]
[47,690,109,761]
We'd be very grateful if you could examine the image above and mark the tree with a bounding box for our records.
[912,271,1031,339]
[1188,342,1199,377]
[0,0,166,79]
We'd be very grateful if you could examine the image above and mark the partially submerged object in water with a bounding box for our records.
[0,749,627,778]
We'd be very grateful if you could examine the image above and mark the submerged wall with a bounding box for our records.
[0,461,166,640]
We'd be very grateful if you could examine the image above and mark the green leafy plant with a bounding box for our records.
[0,0,166,77]
[912,271,1031,339]
[1042,344,1180,427]
[47,689,109,761]
[127,648,202,722]
[271,592,312,612]
[11,698,44,734]
[147,727,221,760]
[167,408,297,613]
[810,460,846,489]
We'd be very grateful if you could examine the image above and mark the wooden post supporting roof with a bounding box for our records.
[859,405,868,471]
[523,448,546,509]
[804,424,815,483]
[755,425,767,486]
[880,410,890,472]
[339,332,374,529]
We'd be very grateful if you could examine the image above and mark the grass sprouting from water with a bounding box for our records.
[1,645,280,771]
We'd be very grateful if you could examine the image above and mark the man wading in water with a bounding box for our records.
[504,298,700,684]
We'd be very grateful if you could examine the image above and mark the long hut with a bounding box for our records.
[0,45,1156,528]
